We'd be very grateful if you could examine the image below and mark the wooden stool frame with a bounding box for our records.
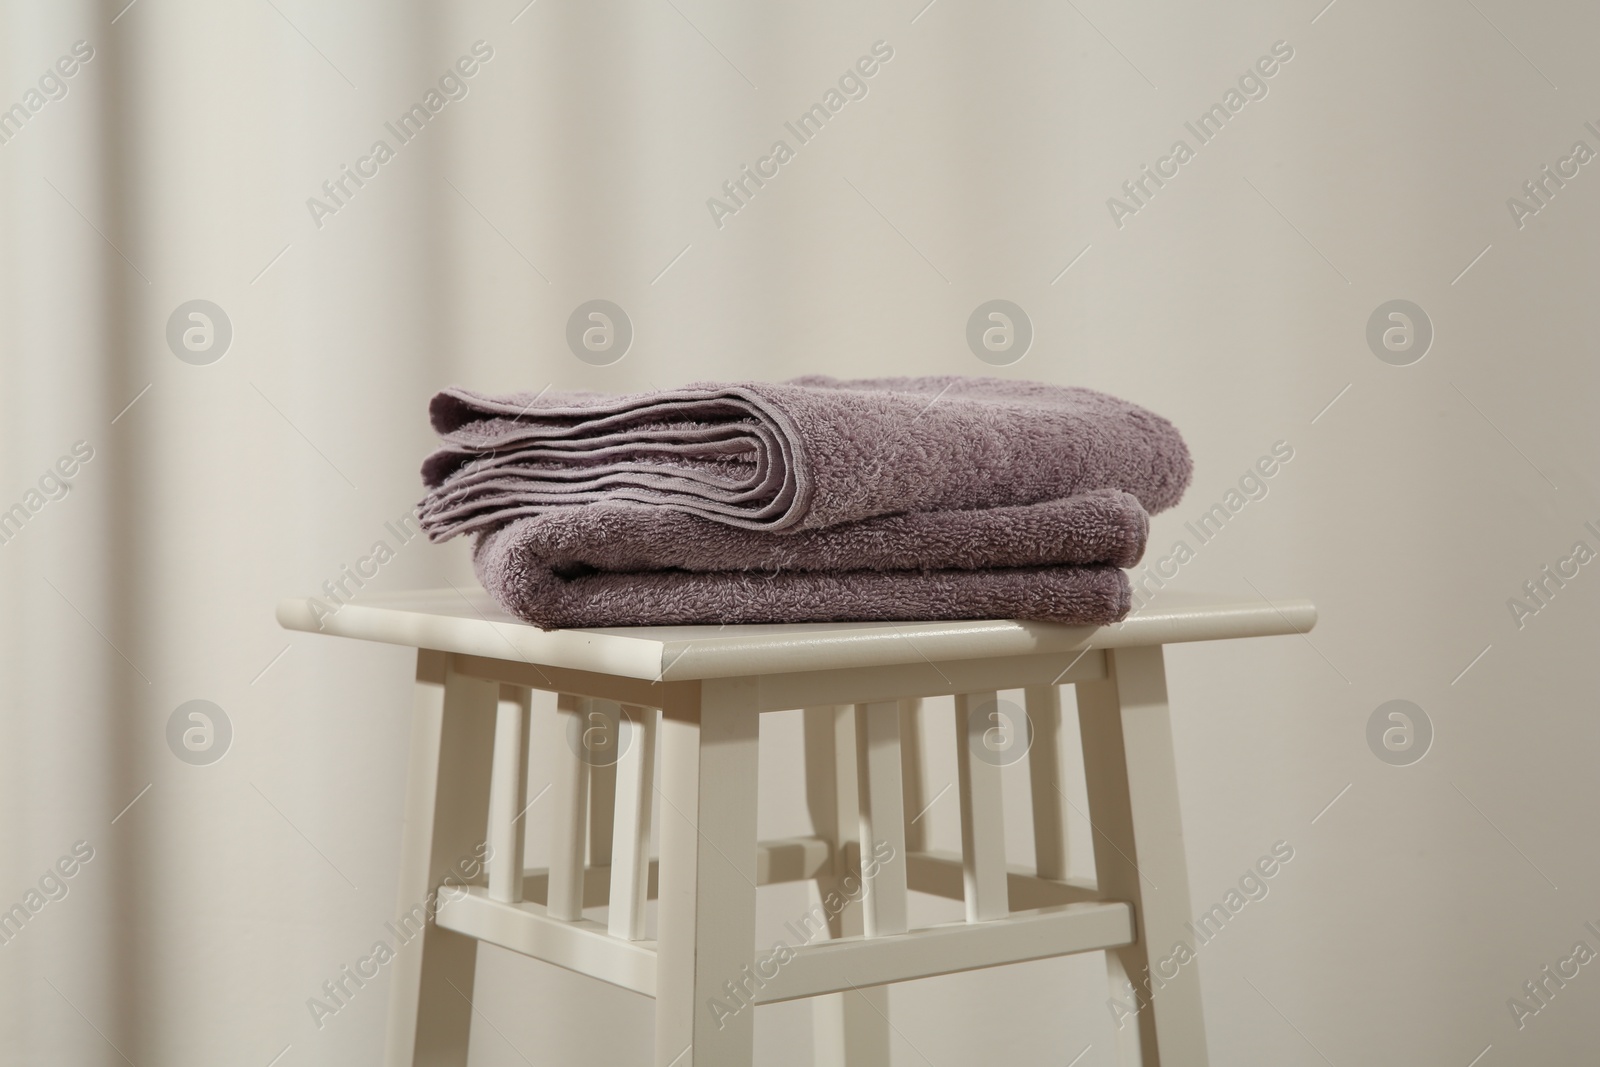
[278,591,1315,1067]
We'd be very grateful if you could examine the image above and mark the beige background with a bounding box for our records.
[2,0,1597,1063]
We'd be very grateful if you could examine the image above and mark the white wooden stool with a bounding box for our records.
[278,589,1314,1067]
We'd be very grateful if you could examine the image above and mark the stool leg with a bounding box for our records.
[487,685,532,903]
[608,705,657,941]
[802,706,892,1067]
[1025,685,1072,882]
[654,679,761,1067]
[804,706,857,941]
[548,693,592,921]
[898,698,927,855]
[385,651,499,1067]
[1077,646,1208,1067]
[854,701,909,937]
[588,701,622,869]
[952,692,1010,922]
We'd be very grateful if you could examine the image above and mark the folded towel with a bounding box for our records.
[486,489,1149,577]
[475,522,1133,630]
[420,375,1190,630]
[420,375,1191,540]
[464,489,1146,628]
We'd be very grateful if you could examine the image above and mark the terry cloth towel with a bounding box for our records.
[471,494,1143,630]
[419,375,1192,541]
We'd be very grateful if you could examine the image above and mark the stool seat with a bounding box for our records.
[279,588,1314,1067]
[277,587,1315,679]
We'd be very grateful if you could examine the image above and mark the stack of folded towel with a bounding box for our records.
[418,376,1191,630]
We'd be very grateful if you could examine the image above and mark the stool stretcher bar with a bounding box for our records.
[436,887,1134,1005]
[756,900,1135,1003]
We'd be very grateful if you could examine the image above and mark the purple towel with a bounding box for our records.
[420,376,1191,630]
[420,375,1191,540]
[473,524,1135,630]
[487,489,1148,576]
[466,488,1148,630]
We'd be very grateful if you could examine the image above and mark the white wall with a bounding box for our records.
[2,0,1596,1064]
